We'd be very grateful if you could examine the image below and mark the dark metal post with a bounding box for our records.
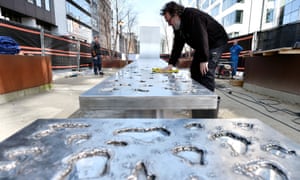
[40,28,45,56]
[77,40,80,71]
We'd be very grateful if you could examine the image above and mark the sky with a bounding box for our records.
[128,0,171,34]
[129,0,196,30]
[133,0,169,27]
[115,0,197,38]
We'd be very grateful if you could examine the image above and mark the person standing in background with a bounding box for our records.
[230,40,243,77]
[91,35,104,75]
[160,1,228,91]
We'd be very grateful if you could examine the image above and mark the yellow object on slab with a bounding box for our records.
[152,68,179,73]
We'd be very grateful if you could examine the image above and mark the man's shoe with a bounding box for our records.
[99,72,104,75]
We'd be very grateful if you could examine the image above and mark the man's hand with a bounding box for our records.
[200,62,208,75]
[162,64,173,72]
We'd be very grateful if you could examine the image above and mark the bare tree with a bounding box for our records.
[111,0,128,59]
[111,0,139,61]
[99,0,112,59]
[124,8,137,62]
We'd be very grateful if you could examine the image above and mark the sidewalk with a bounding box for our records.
[0,68,117,142]
[0,68,299,144]
[215,79,300,144]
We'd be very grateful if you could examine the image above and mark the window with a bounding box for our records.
[235,10,243,23]
[283,0,300,24]
[202,0,209,9]
[91,18,98,28]
[27,0,34,4]
[1,8,22,23]
[222,10,243,27]
[66,2,91,26]
[211,4,220,16]
[266,9,274,23]
[36,19,52,31]
[75,0,90,13]
[36,0,42,7]
[222,0,244,11]
[228,32,239,38]
[45,0,50,11]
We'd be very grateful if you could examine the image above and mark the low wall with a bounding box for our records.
[244,54,300,103]
[0,55,52,95]
[102,59,132,68]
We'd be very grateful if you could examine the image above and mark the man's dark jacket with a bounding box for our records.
[91,41,101,57]
[169,8,228,66]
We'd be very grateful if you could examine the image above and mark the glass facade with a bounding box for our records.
[200,0,299,37]
[36,0,42,7]
[66,1,91,26]
[45,0,50,11]
[222,10,243,27]
[26,0,51,11]
[202,0,209,9]
[228,31,239,38]
[222,0,244,11]
[283,0,300,24]
[74,0,90,13]
[211,4,220,16]
[266,8,274,23]
[91,0,99,29]
[65,0,93,41]
[67,18,91,35]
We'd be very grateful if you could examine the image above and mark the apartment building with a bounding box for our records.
[0,0,112,43]
[63,0,94,41]
[0,0,55,30]
[283,0,300,25]
[198,0,300,38]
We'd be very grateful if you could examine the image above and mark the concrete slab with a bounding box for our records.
[0,67,299,146]
[79,60,219,118]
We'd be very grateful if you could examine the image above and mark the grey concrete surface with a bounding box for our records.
[215,79,300,144]
[0,68,299,145]
[0,68,116,142]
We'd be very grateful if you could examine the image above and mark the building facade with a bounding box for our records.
[283,0,300,25]
[0,0,55,30]
[198,0,300,38]
[0,0,142,54]
[0,0,114,44]
[160,0,299,54]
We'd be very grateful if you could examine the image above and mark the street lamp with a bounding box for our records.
[118,20,124,35]
[118,20,124,53]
